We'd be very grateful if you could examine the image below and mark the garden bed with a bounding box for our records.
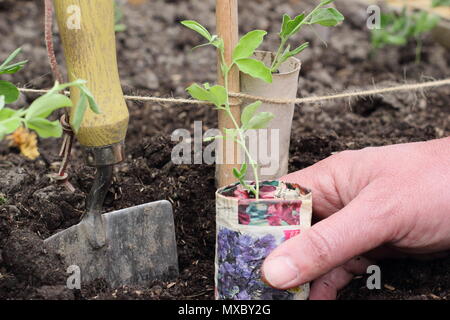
[0,0,449,300]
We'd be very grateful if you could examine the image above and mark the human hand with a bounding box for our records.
[261,137,450,299]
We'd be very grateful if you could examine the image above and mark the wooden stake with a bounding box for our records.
[216,0,240,188]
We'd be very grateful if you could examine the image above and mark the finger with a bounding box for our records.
[280,156,345,218]
[309,256,373,300]
[262,185,397,289]
[309,267,352,300]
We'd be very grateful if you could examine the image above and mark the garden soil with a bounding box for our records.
[0,0,449,300]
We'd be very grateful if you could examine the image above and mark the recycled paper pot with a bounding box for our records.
[432,20,450,50]
[241,51,301,181]
[215,180,312,300]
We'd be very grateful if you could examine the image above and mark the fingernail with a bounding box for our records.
[262,256,300,289]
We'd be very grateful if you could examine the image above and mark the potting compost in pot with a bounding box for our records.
[215,181,312,300]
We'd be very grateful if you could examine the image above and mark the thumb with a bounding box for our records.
[261,184,396,289]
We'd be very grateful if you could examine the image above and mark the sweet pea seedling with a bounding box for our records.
[182,20,274,199]
[371,7,440,63]
[0,48,100,141]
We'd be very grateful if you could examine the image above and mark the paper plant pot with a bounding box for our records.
[215,180,312,300]
[240,51,301,181]
[432,20,450,50]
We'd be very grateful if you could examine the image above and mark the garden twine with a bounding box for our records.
[18,77,450,106]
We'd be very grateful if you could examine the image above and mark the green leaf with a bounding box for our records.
[181,20,212,41]
[235,58,273,83]
[209,85,227,107]
[278,42,309,66]
[0,48,22,69]
[232,30,267,61]
[79,85,101,114]
[290,42,310,56]
[45,79,86,96]
[0,48,27,75]
[287,14,306,36]
[25,93,72,120]
[114,0,126,32]
[280,14,291,36]
[309,8,344,27]
[240,163,248,176]
[0,108,18,121]
[45,79,100,115]
[413,12,439,36]
[281,14,306,37]
[0,61,28,75]
[115,24,127,32]
[241,101,262,126]
[187,83,227,108]
[320,0,335,5]
[187,83,211,101]
[0,117,21,135]
[26,118,62,138]
[203,135,223,142]
[432,0,450,7]
[245,112,274,130]
[70,93,88,133]
[0,81,19,103]
[0,96,4,112]
[233,167,241,179]
[385,34,407,46]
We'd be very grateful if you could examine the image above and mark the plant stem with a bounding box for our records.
[221,51,260,199]
[226,109,260,199]
[270,37,287,72]
[415,37,423,64]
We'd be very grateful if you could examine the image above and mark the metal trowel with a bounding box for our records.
[45,0,178,288]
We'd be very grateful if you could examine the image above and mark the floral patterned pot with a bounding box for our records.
[215,180,312,300]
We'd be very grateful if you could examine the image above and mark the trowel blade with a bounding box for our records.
[44,200,178,288]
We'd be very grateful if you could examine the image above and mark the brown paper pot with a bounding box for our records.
[432,20,450,50]
[215,180,312,300]
[240,51,301,181]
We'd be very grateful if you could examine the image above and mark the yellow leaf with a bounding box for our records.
[6,127,40,160]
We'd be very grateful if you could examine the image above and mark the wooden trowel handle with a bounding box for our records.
[53,0,129,149]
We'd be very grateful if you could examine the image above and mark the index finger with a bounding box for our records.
[280,155,345,219]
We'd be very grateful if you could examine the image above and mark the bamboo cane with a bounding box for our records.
[216,0,241,188]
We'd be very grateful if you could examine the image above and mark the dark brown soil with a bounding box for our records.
[0,0,449,300]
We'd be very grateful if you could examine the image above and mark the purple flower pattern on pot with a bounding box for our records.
[217,227,295,300]
[216,180,311,300]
